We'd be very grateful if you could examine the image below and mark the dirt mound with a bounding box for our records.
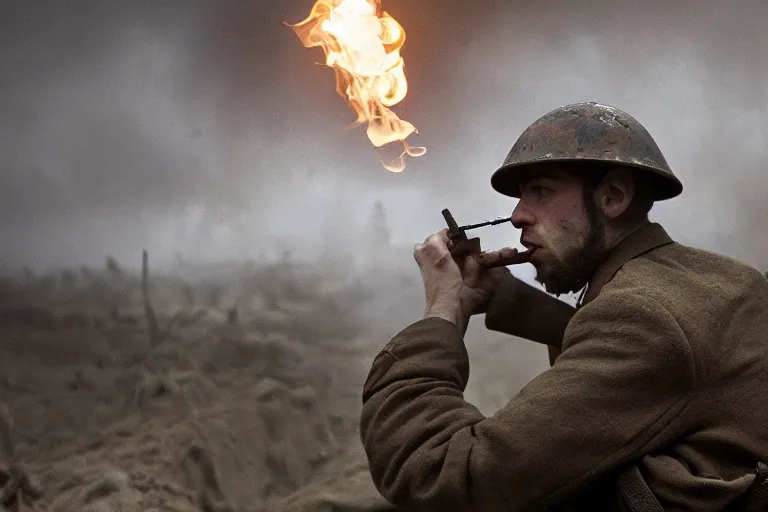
[0,261,386,511]
[0,464,44,511]
[0,255,549,512]
[263,444,395,512]
[36,368,350,511]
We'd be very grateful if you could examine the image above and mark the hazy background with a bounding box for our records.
[2,5,766,500]
[2,0,767,275]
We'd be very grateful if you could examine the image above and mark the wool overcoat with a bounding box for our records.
[360,223,768,511]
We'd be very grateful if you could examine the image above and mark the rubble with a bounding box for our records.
[0,255,384,511]
[0,464,43,511]
[0,241,535,512]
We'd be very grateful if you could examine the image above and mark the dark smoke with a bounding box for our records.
[1,0,766,271]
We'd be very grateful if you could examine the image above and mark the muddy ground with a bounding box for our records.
[0,253,548,511]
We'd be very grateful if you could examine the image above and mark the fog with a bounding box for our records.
[1,5,766,506]
[1,0,766,274]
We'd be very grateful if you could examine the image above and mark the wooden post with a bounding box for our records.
[142,250,162,347]
[0,402,13,464]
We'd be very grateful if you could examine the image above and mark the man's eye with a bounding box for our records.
[531,185,549,198]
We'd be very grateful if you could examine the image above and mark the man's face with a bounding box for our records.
[510,167,609,295]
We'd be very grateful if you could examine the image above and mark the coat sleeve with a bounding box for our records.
[484,273,575,350]
[360,289,696,512]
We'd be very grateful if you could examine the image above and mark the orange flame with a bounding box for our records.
[288,0,425,172]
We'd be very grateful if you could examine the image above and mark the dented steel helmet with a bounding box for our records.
[491,102,683,200]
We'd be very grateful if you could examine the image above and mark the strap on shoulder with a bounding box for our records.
[615,464,663,512]
[729,462,768,512]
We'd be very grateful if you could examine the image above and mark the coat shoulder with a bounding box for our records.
[605,242,768,307]
[599,241,768,383]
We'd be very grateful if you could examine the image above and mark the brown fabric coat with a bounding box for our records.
[360,223,768,511]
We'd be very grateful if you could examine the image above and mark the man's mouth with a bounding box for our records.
[521,240,541,252]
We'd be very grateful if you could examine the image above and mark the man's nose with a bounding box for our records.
[510,201,534,229]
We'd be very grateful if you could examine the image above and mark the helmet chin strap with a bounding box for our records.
[576,284,589,308]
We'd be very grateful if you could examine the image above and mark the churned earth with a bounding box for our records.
[0,255,547,512]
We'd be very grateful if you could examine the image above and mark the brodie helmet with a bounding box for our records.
[491,102,683,200]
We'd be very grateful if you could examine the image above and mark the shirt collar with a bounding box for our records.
[579,222,674,306]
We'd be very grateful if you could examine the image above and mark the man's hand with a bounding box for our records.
[413,229,510,334]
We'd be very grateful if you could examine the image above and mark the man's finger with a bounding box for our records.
[431,228,451,247]
[476,247,530,268]
[462,252,482,287]
[449,238,482,259]
[414,230,452,268]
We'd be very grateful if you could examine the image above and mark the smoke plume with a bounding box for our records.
[1,0,766,272]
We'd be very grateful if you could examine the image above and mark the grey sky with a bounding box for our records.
[1,0,766,272]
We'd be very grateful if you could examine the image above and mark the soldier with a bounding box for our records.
[360,103,768,511]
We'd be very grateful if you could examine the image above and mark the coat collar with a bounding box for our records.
[579,222,674,306]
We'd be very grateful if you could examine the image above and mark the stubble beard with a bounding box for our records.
[534,198,610,296]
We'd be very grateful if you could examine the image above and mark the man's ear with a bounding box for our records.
[593,168,635,219]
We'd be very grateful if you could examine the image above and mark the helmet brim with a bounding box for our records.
[491,158,683,201]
